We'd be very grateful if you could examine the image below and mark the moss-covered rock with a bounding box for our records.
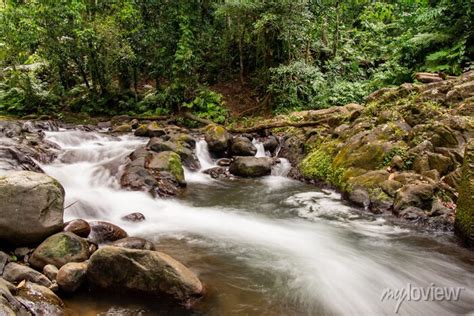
[204,124,230,155]
[146,151,185,185]
[455,139,474,247]
[29,232,90,270]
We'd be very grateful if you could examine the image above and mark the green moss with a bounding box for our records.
[455,140,474,246]
[299,149,345,189]
[168,152,185,183]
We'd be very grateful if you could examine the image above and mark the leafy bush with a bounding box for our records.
[182,88,228,124]
[0,68,60,115]
[268,61,326,112]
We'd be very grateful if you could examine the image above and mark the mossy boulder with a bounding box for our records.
[145,122,166,138]
[134,124,148,137]
[204,124,230,155]
[455,139,474,247]
[229,157,273,177]
[393,183,435,213]
[87,246,204,305]
[112,124,132,133]
[0,171,64,245]
[147,137,199,170]
[29,232,90,270]
[145,151,185,185]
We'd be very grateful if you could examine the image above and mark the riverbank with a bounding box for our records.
[0,71,473,314]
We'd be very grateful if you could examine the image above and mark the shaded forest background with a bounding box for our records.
[0,0,472,121]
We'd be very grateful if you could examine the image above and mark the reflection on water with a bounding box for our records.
[42,130,474,315]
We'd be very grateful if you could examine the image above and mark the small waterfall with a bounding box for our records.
[271,158,292,177]
[195,139,215,170]
[253,139,267,157]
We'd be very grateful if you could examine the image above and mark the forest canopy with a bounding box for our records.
[0,0,472,118]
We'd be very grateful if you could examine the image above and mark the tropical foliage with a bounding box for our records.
[0,0,472,116]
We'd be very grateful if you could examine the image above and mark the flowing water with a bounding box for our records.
[40,130,474,316]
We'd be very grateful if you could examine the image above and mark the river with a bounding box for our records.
[40,129,474,315]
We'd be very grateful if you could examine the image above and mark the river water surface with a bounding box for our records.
[40,129,474,316]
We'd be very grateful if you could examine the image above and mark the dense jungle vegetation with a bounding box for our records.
[0,0,472,119]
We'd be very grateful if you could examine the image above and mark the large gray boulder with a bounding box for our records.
[229,157,273,177]
[231,137,257,156]
[87,246,204,305]
[0,171,64,245]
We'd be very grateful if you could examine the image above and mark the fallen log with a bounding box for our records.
[181,111,215,125]
[227,118,327,133]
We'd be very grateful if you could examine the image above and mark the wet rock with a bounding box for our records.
[399,206,426,220]
[0,278,29,316]
[430,199,452,217]
[88,221,128,244]
[147,137,199,171]
[146,122,166,138]
[130,119,139,129]
[2,263,52,288]
[121,212,146,222]
[56,262,87,293]
[204,124,230,155]
[216,158,231,166]
[42,265,59,282]
[0,171,64,245]
[348,189,370,208]
[0,252,9,275]
[87,246,204,304]
[134,124,148,137]
[63,219,91,238]
[229,157,273,177]
[112,124,132,133]
[0,146,43,173]
[263,136,279,153]
[203,167,230,179]
[393,183,435,212]
[110,237,155,251]
[16,281,64,315]
[231,137,257,156]
[97,121,111,129]
[145,151,185,185]
[380,179,403,197]
[29,232,90,270]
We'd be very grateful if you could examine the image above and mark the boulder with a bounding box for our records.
[2,263,52,288]
[204,124,230,155]
[393,183,435,212]
[216,158,232,166]
[147,138,199,170]
[263,136,279,153]
[112,124,132,133]
[121,212,146,222]
[455,139,474,246]
[56,262,87,293]
[42,265,59,282]
[229,157,273,177]
[87,246,204,304]
[0,171,64,245]
[134,124,148,137]
[230,137,257,156]
[110,237,155,250]
[29,232,90,270]
[203,167,230,179]
[15,281,64,315]
[145,151,185,185]
[63,219,91,238]
[145,122,166,138]
[88,221,128,244]
[348,189,370,208]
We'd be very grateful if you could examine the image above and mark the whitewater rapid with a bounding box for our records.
[41,129,474,315]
